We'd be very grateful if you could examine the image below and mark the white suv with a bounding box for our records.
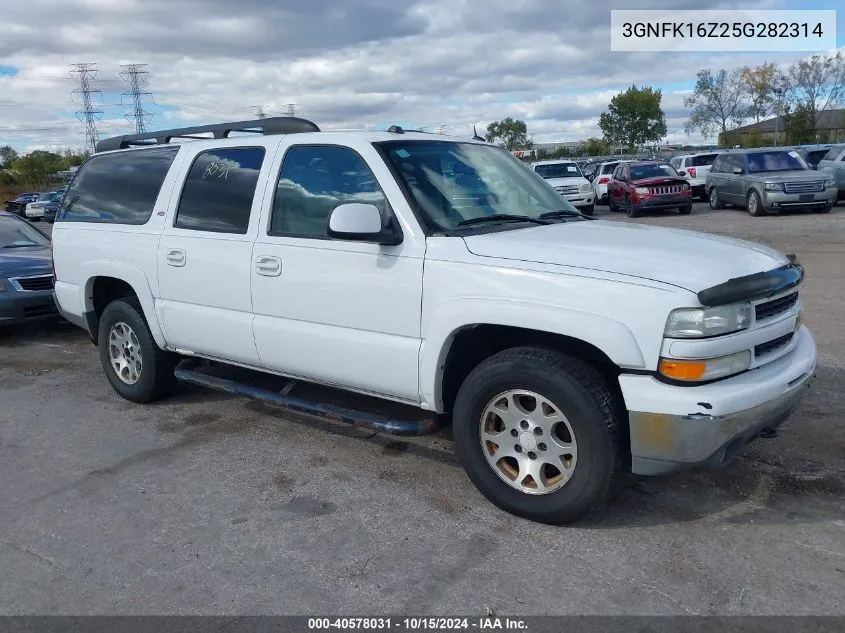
[51,117,817,525]
[669,152,721,201]
[531,160,594,215]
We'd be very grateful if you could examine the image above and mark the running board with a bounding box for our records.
[174,359,441,437]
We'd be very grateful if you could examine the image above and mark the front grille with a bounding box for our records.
[13,275,55,291]
[23,303,57,318]
[783,181,824,194]
[555,185,579,195]
[755,332,794,357]
[755,291,798,321]
[649,185,685,195]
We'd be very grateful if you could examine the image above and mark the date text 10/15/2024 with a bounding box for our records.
[308,618,528,631]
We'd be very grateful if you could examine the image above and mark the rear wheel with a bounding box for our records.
[97,298,179,403]
[709,187,724,210]
[452,347,622,525]
[747,190,764,217]
[608,197,617,212]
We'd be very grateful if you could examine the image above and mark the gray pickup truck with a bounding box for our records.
[706,148,837,216]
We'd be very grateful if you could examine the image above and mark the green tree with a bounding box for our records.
[783,103,815,145]
[781,52,845,139]
[485,117,531,151]
[740,63,778,123]
[684,69,748,139]
[582,138,611,156]
[599,85,667,151]
[0,145,18,167]
[10,150,65,186]
[60,149,89,169]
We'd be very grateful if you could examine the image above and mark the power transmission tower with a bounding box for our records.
[282,103,301,117]
[70,63,103,153]
[253,104,267,119]
[119,64,153,135]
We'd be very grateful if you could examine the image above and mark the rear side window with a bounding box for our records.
[58,146,178,224]
[602,163,618,175]
[822,146,845,161]
[690,154,718,167]
[174,147,266,234]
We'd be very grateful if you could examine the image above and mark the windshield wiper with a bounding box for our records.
[3,243,39,249]
[457,214,551,228]
[539,209,595,220]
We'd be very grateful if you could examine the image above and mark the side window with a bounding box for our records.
[58,146,179,224]
[270,145,389,238]
[174,147,265,234]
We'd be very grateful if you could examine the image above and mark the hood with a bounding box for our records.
[748,170,825,183]
[545,176,589,187]
[462,221,788,293]
[0,245,53,278]
[632,176,688,187]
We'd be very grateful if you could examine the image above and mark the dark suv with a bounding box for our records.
[706,149,837,216]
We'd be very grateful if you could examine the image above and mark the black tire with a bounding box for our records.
[679,205,692,215]
[708,187,724,210]
[747,190,764,217]
[816,204,832,214]
[625,197,639,218]
[97,298,179,403]
[608,197,617,212]
[452,347,623,525]
[581,204,594,216]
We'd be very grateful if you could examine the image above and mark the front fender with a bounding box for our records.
[419,298,646,411]
[80,261,167,349]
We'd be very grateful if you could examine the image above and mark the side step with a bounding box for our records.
[174,359,441,437]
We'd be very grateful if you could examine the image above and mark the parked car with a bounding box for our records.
[668,152,720,201]
[792,146,835,170]
[25,189,65,222]
[531,160,595,215]
[706,149,837,216]
[608,161,692,217]
[816,143,845,200]
[4,192,42,216]
[591,160,624,204]
[0,212,59,328]
[52,118,817,525]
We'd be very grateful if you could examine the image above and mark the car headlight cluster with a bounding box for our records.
[580,183,592,193]
[664,303,752,338]
[824,179,835,188]
[764,182,783,191]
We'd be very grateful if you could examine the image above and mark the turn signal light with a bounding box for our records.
[659,359,707,381]
[659,350,752,382]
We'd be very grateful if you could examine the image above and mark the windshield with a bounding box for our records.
[533,163,583,179]
[0,216,50,248]
[630,163,679,180]
[39,192,61,202]
[376,140,579,232]
[747,151,808,173]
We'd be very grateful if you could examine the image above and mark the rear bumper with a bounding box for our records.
[0,290,60,326]
[620,326,817,475]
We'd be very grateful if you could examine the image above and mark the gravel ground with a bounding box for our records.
[1,203,843,616]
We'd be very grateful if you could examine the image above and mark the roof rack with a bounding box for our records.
[95,116,321,152]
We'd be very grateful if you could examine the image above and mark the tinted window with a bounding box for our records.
[533,163,582,179]
[58,146,178,224]
[0,215,50,248]
[821,145,845,161]
[601,162,619,175]
[630,163,678,180]
[710,156,725,173]
[746,151,807,173]
[270,145,389,238]
[689,153,719,167]
[175,147,265,234]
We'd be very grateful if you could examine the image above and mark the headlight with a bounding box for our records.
[659,350,751,382]
[764,182,783,191]
[580,183,592,192]
[664,303,752,338]
[635,187,650,194]
[824,179,835,188]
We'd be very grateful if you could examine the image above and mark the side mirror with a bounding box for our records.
[587,174,595,182]
[327,203,402,246]
[678,170,687,176]
[732,167,744,175]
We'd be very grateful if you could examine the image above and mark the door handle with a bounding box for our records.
[254,255,282,277]
[165,248,186,267]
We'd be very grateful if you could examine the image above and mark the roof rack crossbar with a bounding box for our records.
[95,116,320,152]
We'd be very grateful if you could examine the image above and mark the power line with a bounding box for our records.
[69,63,103,154]
[119,63,153,135]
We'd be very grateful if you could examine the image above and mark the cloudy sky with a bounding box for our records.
[1,0,843,152]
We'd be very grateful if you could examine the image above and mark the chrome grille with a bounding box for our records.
[755,332,794,357]
[783,181,823,194]
[755,291,798,321]
[11,275,55,292]
[648,185,685,195]
[555,185,579,196]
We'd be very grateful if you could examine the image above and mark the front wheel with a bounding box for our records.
[625,198,640,218]
[97,298,179,403]
[452,347,622,525]
[747,190,764,217]
[581,204,594,216]
[709,187,724,210]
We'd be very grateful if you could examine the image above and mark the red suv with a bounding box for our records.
[608,161,693,218]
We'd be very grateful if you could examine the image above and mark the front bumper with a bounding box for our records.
[633,194,692,211]
[762,188,837,211]
[0,290,60,326]
[25,207,46,218]
[565,195,594,208]
[620,326,817,475]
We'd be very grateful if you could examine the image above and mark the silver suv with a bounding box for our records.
[816,143,845,201]
[706,149,837,216]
